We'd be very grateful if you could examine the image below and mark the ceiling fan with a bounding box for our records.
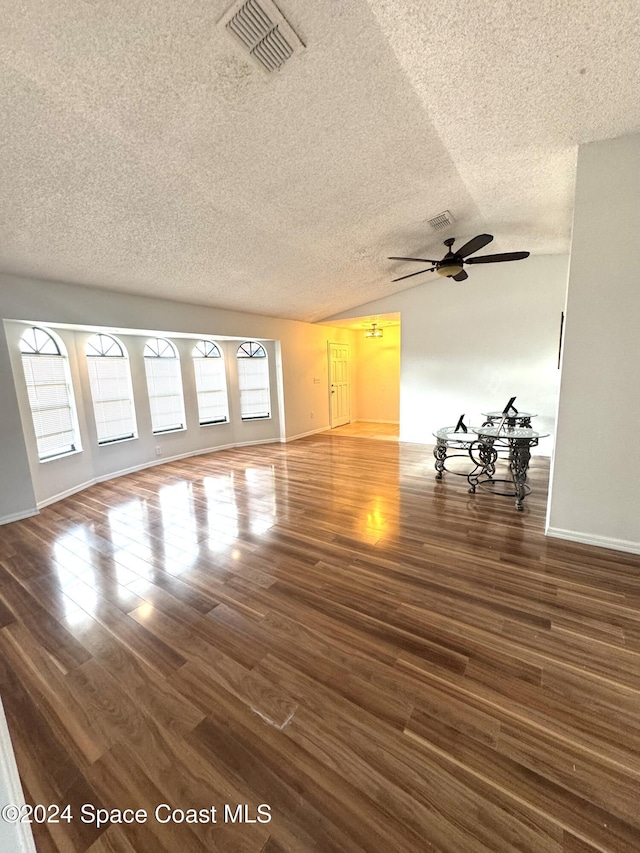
[388,234,530,283]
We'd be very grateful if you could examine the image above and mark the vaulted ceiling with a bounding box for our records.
[1,1,639,322]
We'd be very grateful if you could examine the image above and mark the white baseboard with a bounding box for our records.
[37,479,96,509]
[34,439,281,511]
[545,526,640,556]
[354,419,400,425]
[232,438,281,449]
[0,507,39,526]
[0,699,37,853]
[283,426,328,442]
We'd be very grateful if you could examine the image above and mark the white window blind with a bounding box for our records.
[192,341,229,425]
[19,328,79,461]
[144,338,185,433]
[237,341,270,420]
[86,334,137,444]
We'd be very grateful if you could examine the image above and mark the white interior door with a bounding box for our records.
[328,342,350,427]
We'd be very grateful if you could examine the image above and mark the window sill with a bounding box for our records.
[241,415,271,421]
[39,447,83,464]
[200,419,230,427]
[97,435,138,447]
[152,426,187,435]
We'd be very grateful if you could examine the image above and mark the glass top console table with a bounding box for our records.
[467,426,549,510]
[433,426,482,481]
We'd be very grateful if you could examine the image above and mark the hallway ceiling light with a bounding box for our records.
[365,323,383,338]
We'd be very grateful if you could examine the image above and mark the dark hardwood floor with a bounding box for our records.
[1,434,639,852]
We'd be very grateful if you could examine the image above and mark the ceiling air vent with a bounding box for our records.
[219,0,305,73]
[427,210,455,231]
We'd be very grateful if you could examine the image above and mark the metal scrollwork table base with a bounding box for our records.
[467,427,548,510]
[433,426,481,481]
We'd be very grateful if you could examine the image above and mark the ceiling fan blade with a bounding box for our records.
[465,251,530,264]
[456,234,493,258]
[392,267,435,282]
[388,256,439,264]
[451,270,468,282]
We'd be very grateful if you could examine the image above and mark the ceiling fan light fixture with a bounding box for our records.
[388,233,530,284]
[436,262,464,277]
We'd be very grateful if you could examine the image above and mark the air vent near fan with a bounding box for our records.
[219,0,305,73]
[427,210,455,231]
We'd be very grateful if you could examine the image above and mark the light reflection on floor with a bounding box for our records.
[109,500,155,580]
[203,473,239,552]
[159,481,199,572]
[45,445,402,626]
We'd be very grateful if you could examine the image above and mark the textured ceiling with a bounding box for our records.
[1,1,639,322]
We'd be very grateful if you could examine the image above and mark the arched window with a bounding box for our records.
[236,341,270,420]
[19,327,81,461]
[86,334,137,445]
[192,340,229,426]
[143,338,186,433]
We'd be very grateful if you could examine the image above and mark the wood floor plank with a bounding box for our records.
[496,720,640,826]
[396,651,640,770]
[0,623,113,765]
[60,583,188,676]
[108,719,270,853]
[207,607,414,729]
[86,743,211,853]
[171,656,298,730]
[254,654,563,853]
[1,434,639,852]
[86,827,141,853]
[562,831,607,852]
[0,656,86,807]
[60,611,207,738]
[405,710,640,853]
[287,704,560,853]
[0,575,92,673]
[186,699,412,853]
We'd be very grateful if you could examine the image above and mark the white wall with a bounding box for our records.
[547,133,640,554]
[355,324,400,423]
[0,273,355,521]
[0,323,36,522]
[0,699,36,853]
[327,254,569,454]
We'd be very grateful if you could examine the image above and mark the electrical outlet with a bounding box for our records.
[310,411,314,419]
[155,446,162,456]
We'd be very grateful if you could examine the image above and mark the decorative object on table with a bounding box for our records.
[494,397,518,434]
[453,414,468,433]
[388,234,530,284]
[502,397,518,415]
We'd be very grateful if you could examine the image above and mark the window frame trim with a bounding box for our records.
[143,337,187,435]
[19,326,83,463]
[192,339,230,428]
[85,333,139,446]
[236,340,271,421]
